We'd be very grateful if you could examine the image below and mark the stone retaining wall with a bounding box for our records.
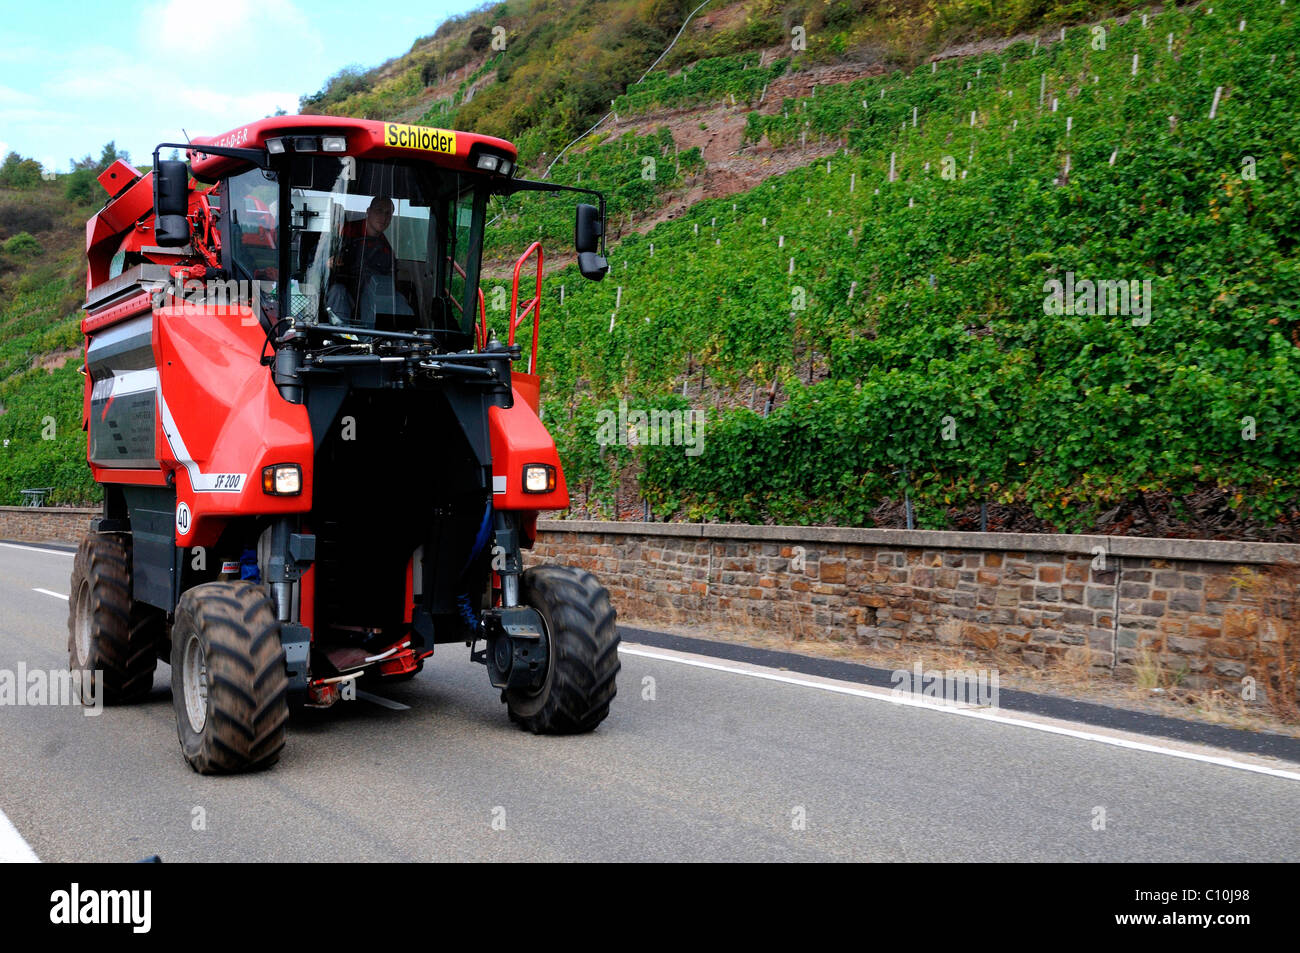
[528,520,1300,698]
[3,509,1294,698]
[0,506,97,546]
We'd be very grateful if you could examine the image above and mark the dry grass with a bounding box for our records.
[622,611,1300,738]
[1233,562,1300,724]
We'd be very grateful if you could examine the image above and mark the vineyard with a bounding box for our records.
[0,0,1296,541]
[301,1,1151,164]
[484,127,705,261]
[611,53,790,114]
[0,269,95,506]
[522,0,1300,537]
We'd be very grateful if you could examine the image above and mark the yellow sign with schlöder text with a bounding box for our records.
[383,123,457,155]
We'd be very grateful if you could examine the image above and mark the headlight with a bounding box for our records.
[292,136,319,152]
[476,153,501,172]
[262,464,302,495]
[266,138,286,154]
[522,464,555,494]
[321,136,347,152]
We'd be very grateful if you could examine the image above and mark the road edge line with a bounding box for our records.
[0,807,40,863]
[618,644,1300,784]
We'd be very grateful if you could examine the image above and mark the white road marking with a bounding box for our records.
[33,588,69,601]
[0,542,74,558]
[0,807,39,863]
[356,691,411,711]
[619,644,1300,784]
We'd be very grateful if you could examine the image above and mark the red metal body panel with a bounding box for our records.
[189,116,517,180]
[512,372,541,414]
[85,169,156,291]
[153,303,313,547]
[97,160,140,199]
[81,290,153,335]
[489,391,568,511]
[91,468,169,487]
[299,564,316,634]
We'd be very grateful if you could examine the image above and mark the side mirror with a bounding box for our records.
[575,203,607,281]
[153,159,191,247]
[574,203,602,254]
[578,251,608,282]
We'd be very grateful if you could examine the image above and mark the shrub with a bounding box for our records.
[2,232,41,257]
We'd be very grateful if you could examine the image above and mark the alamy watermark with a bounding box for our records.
[1042,272,1153,325]
[595,400,705,457]
[0,664,102,716]
[891,661,1000,708]
[50,884,150,933]
[151,277,270,324]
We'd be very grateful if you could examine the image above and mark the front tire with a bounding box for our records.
[505,565,619,733]
[170,582,289,774]
[67,533,161,705]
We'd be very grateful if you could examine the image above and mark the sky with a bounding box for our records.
[0,0,480,172]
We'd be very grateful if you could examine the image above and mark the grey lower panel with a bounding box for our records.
[131,507,176,611]
[90,389,157,468]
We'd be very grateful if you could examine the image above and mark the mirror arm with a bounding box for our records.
[500,178,606,256]
[152,142,271,173]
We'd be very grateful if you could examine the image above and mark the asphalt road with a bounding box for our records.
[1,540,1298,862]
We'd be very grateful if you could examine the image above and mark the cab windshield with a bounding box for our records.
[224,156,486,340]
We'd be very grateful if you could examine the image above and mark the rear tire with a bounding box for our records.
[505,565,619,734]
[170,582,289,774]
[67,533,161,705]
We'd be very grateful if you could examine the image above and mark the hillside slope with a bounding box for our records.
[0,176,98,506]
[0,0,1296,544]
[516,0,1300,538]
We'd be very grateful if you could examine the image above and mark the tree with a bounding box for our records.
[468,24,493,52]
[64,141,128,205]
[0,152,43,190]
[99,141,130,168]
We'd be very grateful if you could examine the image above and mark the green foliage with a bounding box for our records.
[300,65,373,112]
[2,232,41,257]
[1,0,1294,526]
[535,0,1300,529]
[484,127,699,261]
[63,168,99,206]
[61,141,133,207]
[0,152,43,190]
[612,54,789,114]
[0,362,98,506]
[297,0,1144,170]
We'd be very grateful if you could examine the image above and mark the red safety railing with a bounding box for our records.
[508,242,544,375]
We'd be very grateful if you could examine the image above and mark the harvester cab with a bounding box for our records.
[71,117,619,773]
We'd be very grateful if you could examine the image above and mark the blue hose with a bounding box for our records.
[456,499,494,628]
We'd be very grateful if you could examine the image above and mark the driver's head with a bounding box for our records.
[365,195,394,235]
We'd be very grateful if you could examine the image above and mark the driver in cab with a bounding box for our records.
[326,195,400,324]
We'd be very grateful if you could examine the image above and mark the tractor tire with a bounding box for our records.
[170,581,289,774]
[505,565,619,734]
[67,533,161,705]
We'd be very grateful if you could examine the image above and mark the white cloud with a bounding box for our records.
[0,84,38,107]
[143,0,323,72]
[27,0,322,166]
